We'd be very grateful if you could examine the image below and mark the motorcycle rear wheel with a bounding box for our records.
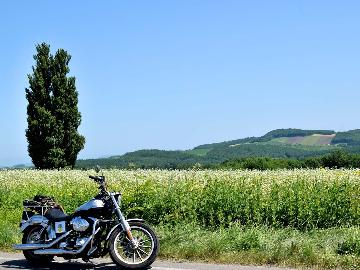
[22,226,54,266]
[108,221,159,269]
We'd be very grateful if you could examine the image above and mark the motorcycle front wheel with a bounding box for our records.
[108,221,159,269]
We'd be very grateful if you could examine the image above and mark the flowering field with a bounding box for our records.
[1,169,360,229]
[1,169,360,268]
[1,169,360,230]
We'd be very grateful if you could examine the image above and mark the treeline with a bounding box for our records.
[218,150,360,170]
[332,129,360,146]
[76,144,340,170]
[76,149,205,169]
[205,143,332,160]
[75,150,360,170]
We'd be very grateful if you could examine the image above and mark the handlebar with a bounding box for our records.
[89,175,108,193]
[89,175,104,182]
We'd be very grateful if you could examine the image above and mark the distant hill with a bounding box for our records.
[76,128,360,169]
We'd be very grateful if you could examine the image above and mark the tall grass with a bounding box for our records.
[158,223,360,269]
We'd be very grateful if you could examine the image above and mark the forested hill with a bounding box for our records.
[76,128,360,169]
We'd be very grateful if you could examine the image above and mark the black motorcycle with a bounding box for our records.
[14,168,159,269]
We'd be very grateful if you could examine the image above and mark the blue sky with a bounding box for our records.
[1,1,360,166]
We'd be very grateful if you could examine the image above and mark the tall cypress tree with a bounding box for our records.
[26,43,85,169]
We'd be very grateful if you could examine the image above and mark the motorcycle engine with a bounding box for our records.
[70,217,90,232]
[59,217,96,252]
[75,237,89,247]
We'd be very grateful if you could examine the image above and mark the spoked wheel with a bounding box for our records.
[109,222,159,269]
[22,226,54,266]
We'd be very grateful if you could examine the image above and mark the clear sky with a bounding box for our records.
[1,1,360,166]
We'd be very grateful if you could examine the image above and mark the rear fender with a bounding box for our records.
[20,215,49,232]
[105,218,145,240]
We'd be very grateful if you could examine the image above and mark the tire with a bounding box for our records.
[109,222,159,269]
[22,226,54,266]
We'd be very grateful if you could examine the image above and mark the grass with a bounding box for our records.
[2,169,360,269]
[158,223,360,269]
[269,135,335,146]
[266,134,333,148]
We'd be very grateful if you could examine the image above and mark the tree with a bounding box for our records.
[26,43,85,169]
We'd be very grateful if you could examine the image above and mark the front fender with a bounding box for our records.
[106,218,145,240]
[20,215,49,232]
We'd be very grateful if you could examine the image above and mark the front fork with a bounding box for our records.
[109,193,135,242]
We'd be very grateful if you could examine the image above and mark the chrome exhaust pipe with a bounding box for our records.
[34,228,100,255]
[13,231,72,250]
[34,248,74,255]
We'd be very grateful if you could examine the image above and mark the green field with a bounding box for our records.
[2,169,360,269]
[269,134,336,146]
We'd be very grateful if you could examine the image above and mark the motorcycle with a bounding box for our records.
[13,168,159,269]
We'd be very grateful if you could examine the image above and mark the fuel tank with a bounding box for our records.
[75,199,105,216]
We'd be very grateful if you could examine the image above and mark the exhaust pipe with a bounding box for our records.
[13,231,72,250]
[34,228,100,255]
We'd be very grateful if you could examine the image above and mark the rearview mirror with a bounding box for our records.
[95,165,101,173]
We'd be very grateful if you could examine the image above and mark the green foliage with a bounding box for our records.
[185,148,211,156]
[158,224,360,269]
[76,150,205,169]
[26,43,85,169]
[219,150,360,170]
[219,157,301,170]
[76,129,360,169]
[75,144,336,169]
[332,129,360,146]
[206,143,333,161]
[193,136,258,150]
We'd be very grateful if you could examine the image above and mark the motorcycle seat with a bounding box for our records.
[45,208,72,222]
